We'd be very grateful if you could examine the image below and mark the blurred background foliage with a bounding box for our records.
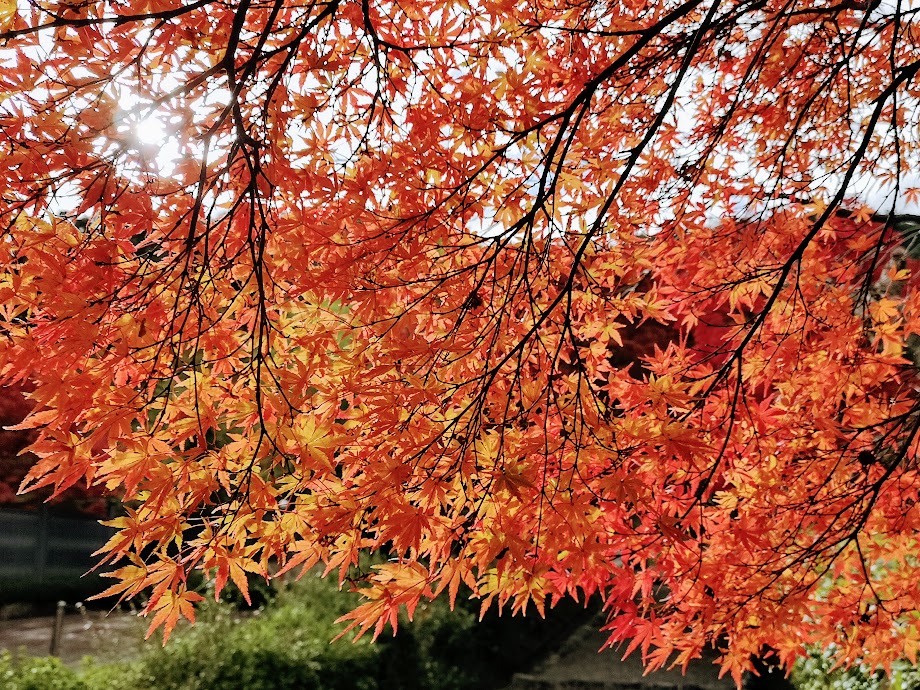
[1,570,594,690]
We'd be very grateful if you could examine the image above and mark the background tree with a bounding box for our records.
[0,382,108,514]
[2,0,920,682]
[0,383,38,507]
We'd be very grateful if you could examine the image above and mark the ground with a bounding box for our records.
[508,623,735,690]
[0,606,145,666]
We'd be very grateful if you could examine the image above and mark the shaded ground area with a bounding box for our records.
[508,623,735,690]
[0,608,146,666]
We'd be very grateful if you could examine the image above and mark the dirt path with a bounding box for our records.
[0,608,147,666]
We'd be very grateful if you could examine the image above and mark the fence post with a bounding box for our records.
[50,600,65,656]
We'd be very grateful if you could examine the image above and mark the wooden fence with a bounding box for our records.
[0,508,114,601]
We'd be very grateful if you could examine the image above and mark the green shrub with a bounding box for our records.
[0,651,87,690]
[78,660,150,690]
[792,647,920,690]
[120,575,383,690]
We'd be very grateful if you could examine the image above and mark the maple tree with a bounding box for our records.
[2,0,920,682]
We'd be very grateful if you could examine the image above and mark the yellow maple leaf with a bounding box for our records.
[0,0,16,33]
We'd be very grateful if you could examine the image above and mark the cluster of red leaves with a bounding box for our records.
[1,0,920,684]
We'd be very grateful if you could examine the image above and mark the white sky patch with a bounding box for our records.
[133,114,169,146]
[857,172,920,215]
[114,92,183,180]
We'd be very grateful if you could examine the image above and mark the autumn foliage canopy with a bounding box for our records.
[3,0,920,681]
